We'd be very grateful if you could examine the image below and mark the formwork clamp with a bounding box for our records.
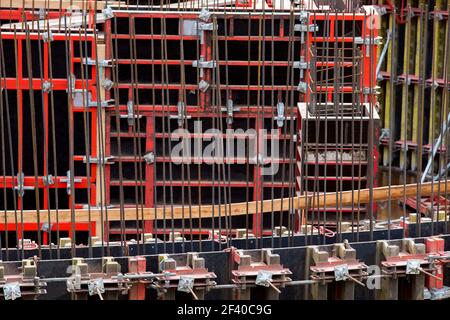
[83,156,116,165]
[60,170,82,195]
[153,252,217,300]
[375,239,438,300]
[354,36,383,46]
[42,30,53,43]
[274,102,285,128]
[297,81,308,93]
[355,36,383,58]
[198,8,212,22]
[83,58,113,68]
[308,242,368,286]
[102,7,114,20]
[293,60,310,70]
[88,98,116,109]
[14,172,35,197]
[192,59,217,69]
[294,23,319,33]
[66,257,131,300]
[120,100,143,126]
[42,80,53,93]
[0,258,47,300]
[221,99,240,125]
[229,248,292,299]
[170,102,192,127]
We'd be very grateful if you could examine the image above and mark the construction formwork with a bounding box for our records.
[0,3,383,249]
[0,1,448,304]
[0,29,102,247]
[376,0,450,174]
[373,0,450,227]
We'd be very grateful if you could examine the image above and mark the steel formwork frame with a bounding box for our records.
[0,30,101,243]
[297,9,380,228]
[0,6,383,247]
[100,9,381,240]
[103,10,305,240]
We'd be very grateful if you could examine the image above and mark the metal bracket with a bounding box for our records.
[170,102,191,127]
[3,282,21,301]
[43,175,55,186]
[102,78,114,90]
[69,75,114,108]
[67,74,83,98]
[299,11,309,24]
[379,128,390,143]
[82,57,113,68]
[255,270,273,287]
[60,171,82,195]
[88,98,115,109]
[41,222,53,233]
[430,80,440,90]
[406,260,421,275]
[274,102,285,128]
[88,279,105,297]
[297,81,307,93]
[42,30,53,43]
[198,22,214,31]
[14,172,34,197]
[362,86,380,95]
[294,24,319,33]
[181,20,215,40]
[143,152,155,164]
[177,276,195,294]
[198,80,210,92]
[120,101,142,126]
[102,7,114,19]
[356,36,383,58]
[32,8,46,20]
[355,36,383,46]
[42,80,52,93]
[192,59,217,69]
[82,204,115,210]
[198,8,212,22]
[221,99,240,125]
[293,60,310,70]
[83,156,116,165]
[334,264,350,281]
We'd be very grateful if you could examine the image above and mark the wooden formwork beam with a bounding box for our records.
[0,181,449,224]
[429,1,446,151]
[400,0,414,170]
[382,0,395,167]
[411,0,427,171]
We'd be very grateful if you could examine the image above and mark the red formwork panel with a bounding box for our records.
[0,222,96,245]
[103,10,301,239]
[0,8,382,243]
[0,26,101,244]
[101,9,381,239]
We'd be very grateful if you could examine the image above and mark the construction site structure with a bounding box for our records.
[0,0,448,301]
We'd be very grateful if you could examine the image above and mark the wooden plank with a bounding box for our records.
[411,0,426,171]
[429,1,445,148]
[96,43,107,237]
[400,0,414,170]
[382,1,394,167]
[1,181,449,224]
